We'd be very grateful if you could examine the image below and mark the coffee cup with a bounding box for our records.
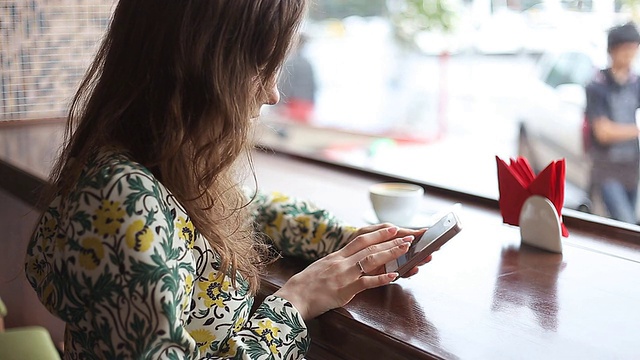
[369,182,424,225]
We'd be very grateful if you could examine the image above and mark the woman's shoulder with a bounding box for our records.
[82,148,155,181]
[56,148,175,218]
[74,148,163,194]
[50,149,182,246]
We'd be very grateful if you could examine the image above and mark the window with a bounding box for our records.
[263,0,640,225]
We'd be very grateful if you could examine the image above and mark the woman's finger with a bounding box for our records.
[347,223,395,243]
[355,240,410,276]
[347,272,400,295]
[365,249,433,277]
[396,228,426,238]
[341,226,399,257]
[352,235,414,262]
[358,223,395,234]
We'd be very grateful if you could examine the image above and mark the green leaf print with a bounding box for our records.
[124,176,156,216]
[128,257,168,296]
[86,271,119,304]
[244,338,270,358]
[71,210,92,233]
[255,306,285,324]
[48,207,60,218]
[131,313,147,338]
[284,312,304,342]
[160,266,181,295]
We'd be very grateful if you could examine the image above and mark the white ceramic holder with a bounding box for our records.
[518,195,563,253]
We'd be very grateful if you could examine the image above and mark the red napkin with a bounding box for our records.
[496,156,568,237]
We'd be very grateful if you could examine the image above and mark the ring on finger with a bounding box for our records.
[356,260,366,275]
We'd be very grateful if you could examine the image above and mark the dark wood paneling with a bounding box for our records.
[0,160,47,208]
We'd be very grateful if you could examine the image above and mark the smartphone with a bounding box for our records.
[385,211,463,277]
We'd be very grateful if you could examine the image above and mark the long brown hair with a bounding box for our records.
[47,0,307,292]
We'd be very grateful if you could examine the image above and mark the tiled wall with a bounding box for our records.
[0,0,115,121]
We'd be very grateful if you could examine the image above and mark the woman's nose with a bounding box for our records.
[265,83,280,106]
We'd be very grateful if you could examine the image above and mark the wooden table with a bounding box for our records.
[251,151,640,360]
[2,120,640,359]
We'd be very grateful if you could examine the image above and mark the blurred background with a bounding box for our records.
[263,0,640,222]
[2,0,639,223]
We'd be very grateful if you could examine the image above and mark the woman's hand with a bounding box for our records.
[348,223,431,278]
[274,226,415,320]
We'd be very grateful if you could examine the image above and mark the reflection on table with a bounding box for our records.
[3,119,640,359]
[491,244,566,332]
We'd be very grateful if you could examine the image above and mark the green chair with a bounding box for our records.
[0,297,61,360]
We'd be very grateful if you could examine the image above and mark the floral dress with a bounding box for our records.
[25,150,356,359]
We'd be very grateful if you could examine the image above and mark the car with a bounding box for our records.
[516,42,610,215]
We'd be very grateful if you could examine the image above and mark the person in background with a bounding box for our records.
[24,1,428,359]
[585,22,640,224]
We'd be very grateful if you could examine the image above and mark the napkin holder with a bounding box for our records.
[518,195,562,253]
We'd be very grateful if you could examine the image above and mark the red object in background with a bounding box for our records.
[282,99,314,123]
[496,156,569,237]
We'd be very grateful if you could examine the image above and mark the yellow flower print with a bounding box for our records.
[93,200,125,236]
[220,338,238,357]
[189,328,216,354]
[271,212,285,232]
[182,274,194,311]
[125,220,153,252]
[79,237,104,270]
[312,222,327,244]
[233,317,245,333]
[176,217,195,249]
[295,216,312,234]
[257,319,280,343]
[269,343,279,356]
[271,192,289,203]
[256,320,281,356]
[264,212,286,240]
[212,297,225,308]
[197,273,231,308]
[55,234,66,251]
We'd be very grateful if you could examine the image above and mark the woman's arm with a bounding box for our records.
[247,190,357,260]
[26,165,308,359]
[247,189,425,260]
[26,168,204,358]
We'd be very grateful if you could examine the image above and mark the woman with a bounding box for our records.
[25,1,425,358]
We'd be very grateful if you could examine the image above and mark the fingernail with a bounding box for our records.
[403,235,415,242]
[399,242,410,250]
[387,226,399,234]
[388,272,399,280]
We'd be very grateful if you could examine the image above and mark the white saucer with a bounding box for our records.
[363,209,438,229]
